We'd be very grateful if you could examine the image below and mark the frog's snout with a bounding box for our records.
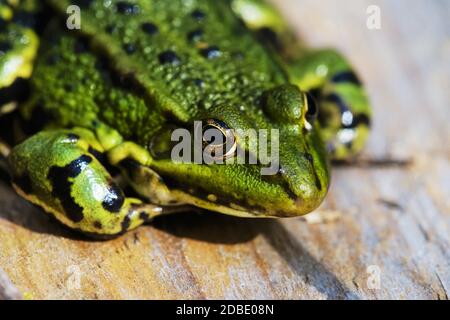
[275,152,329,216]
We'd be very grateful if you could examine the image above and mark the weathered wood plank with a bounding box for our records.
[0,0,449,299]
[0,267,21,300]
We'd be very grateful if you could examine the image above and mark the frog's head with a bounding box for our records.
[150,84,330,217]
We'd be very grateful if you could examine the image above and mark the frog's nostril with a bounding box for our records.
[277,152,328,213]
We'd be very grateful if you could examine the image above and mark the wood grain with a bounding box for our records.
[0,267,22,300]
[0,0,449,299]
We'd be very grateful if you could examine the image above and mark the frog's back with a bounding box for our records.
[26,0,287,141]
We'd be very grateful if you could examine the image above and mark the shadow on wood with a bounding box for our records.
[0,174,356,299]
[155,213,359,299]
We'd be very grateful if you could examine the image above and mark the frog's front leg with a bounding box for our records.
[8,128,168,237]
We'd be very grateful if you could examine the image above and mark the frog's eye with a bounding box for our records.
[305,92,319,129]
[202,119,237,160]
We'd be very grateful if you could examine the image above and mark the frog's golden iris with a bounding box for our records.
[0,0,371,237]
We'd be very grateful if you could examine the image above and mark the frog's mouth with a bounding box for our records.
[156,171,324,219]
[151,155,329,218]
[168,188,274,218]
[151,165,296,218]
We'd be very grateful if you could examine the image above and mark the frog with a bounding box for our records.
[0,0,371,238]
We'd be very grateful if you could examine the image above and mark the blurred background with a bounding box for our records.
[275,0,449,161]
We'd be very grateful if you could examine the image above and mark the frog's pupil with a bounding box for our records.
[203,126,225,146]
[200,46,221,59]
[191,9,206,21]
[187,29,203,42]
[123,43,136,55]
[116,1,140,15]
[158,50,180,65]
[141,22,159,35]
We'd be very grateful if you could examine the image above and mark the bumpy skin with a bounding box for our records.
[2,0,372,236]
[231,0,371,158]
[9,128,165,236]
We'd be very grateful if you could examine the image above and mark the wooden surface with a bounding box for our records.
[0,0,449,300]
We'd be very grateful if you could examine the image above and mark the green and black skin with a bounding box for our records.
[0,0,371,237]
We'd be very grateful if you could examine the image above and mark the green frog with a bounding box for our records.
[0,0,371,237]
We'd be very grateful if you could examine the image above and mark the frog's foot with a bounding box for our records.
[7,128,174,237]
[233,1,372,160]
[286,49,372,160]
